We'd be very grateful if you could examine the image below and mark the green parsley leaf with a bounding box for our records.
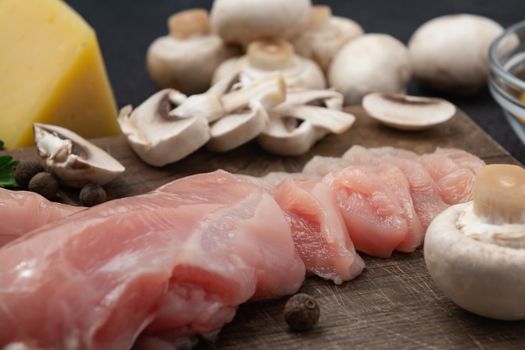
[0,140,4,150]
[0,155,18,188]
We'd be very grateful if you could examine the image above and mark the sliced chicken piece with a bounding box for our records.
[324,165,409,258]
[419,152,478,205]
[435,147,486,174]
[274,179,364,284]
[302,155,349,177]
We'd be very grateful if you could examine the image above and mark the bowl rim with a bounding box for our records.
[489,19,525,92]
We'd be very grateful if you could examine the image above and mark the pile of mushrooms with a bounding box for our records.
[425,164,525,320]
[119,74,355,166]
[141,2,506,162]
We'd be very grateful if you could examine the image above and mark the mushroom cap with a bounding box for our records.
[33,123,125,188]
[424,202,525,320]
[147,35,238,95]
[362,93,456,130]
[292,6,364,72]
[210,0,312,45]
[117,90,211,167]
[213,39,326,90]
[408,14,503,93]
[328,34,411,105]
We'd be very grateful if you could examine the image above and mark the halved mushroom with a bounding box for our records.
[147,9,239,95]
[33,123,125,188]
[212,39,326,90]
[425,164,525,320]
[363,93,456,130]
[210,0,312,46]
[291,5,364,72]
[258,90,355,156]
[118,89,211,167]
[207,74,286,152]
[119,74,287,162]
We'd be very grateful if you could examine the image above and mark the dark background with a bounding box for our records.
[66,0,525,163]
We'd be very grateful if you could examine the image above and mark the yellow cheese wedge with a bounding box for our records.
[0,0,120,149]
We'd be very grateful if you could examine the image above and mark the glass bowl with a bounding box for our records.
[489,20,525,144]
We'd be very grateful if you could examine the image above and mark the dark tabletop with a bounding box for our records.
[66,0,525,164]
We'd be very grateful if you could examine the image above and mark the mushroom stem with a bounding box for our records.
[247,40,295,70]
[168,9,210,39]
[309,5,332,29]
[221,74,286,112]
[473,164,525,224]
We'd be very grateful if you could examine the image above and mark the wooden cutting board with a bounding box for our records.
[3,107,524,349]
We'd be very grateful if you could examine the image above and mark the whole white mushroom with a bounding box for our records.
[328,34,411,105]
[408,14,503,94]
[292,5,364,72]
[210,0,312,46]
[212,39,326,90]
[425,164,525,320]
[147,9,239,95]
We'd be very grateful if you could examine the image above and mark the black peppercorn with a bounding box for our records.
[79,183,107,206]
[283,293,320,331]
[14,161,44,188]
[28,172,59,200]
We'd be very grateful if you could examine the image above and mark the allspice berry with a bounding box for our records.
[283,293,320,331]
[28,172,59,200]
[14,161,44,188]
[79,184,107,207]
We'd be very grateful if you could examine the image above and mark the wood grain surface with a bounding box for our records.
[2,107,523,349]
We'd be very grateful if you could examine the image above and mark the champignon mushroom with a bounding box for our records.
[207,74,286,152]
[212,39,326,90]
[408,14,503,94]
[328,34,411,105]
[291,5,364,72]
[362,93,456,130]
[33,123,125,188]
[424,164,525,320]
[146,9,239,95]
[119,74,287,163]
[258,89,355,156]
[210,0,312,46]
[118,89,211,167]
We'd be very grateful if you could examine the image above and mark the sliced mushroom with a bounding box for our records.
[363,93,456,130]
[120,74,287,162]
[292,5,364,72]
[207,74,286,152]
[33,123,125,188]
[328,34,411,105]
[210,0,312,46]
[118,89,211,167]
[425,164,525,320]
[212,39,326,90]
[147,9,239,95]
[207,104,269,152]
[258,90,355,156]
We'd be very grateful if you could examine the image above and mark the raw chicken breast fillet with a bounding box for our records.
[274,179,364,284]
[0,188,82,247]
[0,171,305,350]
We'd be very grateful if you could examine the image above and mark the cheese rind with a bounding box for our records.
[0,0,120,149]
